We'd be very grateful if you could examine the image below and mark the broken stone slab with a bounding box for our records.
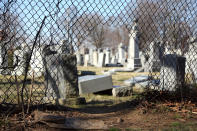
[124,75,150,86]
[112,86,132,97]
[34,111,108,129]
[133,81,150,93]
[78,75,113,94]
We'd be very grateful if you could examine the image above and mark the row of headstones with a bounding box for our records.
[76,46,127,67]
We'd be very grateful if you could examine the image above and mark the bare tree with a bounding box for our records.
[88,23,106,49]
[134,0,162,50]
[160,0,192,55]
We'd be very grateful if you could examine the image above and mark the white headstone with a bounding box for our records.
[84,54,90,67]
[97,52,106,67]
[105,48,111,65]
[93,50,98,66]
[127,20,141,69]
[89,48,94,66]
[118,43,125,64]
[76,52,83,66]
[28,46,44,77]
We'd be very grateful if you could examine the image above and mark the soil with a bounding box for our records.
[1,100,197,130]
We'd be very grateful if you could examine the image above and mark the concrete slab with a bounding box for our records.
[78,75,113,94]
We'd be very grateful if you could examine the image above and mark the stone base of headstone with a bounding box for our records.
[127,58,141,70]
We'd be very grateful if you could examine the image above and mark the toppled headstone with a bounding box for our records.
[78,75,113,94]
[112,86,132,97]
[124,75,150,86]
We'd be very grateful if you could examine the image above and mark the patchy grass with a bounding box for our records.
[161,122,197,131]
[78,66,159,86]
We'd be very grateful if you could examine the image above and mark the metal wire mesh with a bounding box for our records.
[0,0,197,105]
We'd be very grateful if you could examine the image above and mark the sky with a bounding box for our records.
[2,0,197,46]
[6,0,134,43]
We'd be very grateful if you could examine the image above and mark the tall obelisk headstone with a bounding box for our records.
[127,19,141,69]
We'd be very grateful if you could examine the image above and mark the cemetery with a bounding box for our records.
[0,20,196,103]
[1,0,197,129]
[0,20,196,109]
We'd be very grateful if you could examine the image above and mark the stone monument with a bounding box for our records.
[145,41,161,72]
[43,44,84,105]
[127,19,141,70]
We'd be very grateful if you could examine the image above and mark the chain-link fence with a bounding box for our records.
[0,0,197,106]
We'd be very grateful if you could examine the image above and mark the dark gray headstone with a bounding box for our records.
[160,54,186,91]
[43,46,78,99]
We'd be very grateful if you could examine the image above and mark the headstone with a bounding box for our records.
[105,48,111,65]
[76,52,83,66]
[118,43,125,64]
[145,41,161,72]
[159,54,186,91]
[42,45,79,100]
[97,52,106,67]
[127,20,141,70]
[29,47,44,77]
[89,48,94,66]
[12,43,29,76]
[84,54,89,67]
[78,75,113,94]
[139,52,146,68]
[93,50,98,66]
[111,55,118,64]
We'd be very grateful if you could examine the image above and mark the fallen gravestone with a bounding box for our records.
[124,75,150,86]
[78,75,113,94]
[112,86,132,97]
[34,111,107,129]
